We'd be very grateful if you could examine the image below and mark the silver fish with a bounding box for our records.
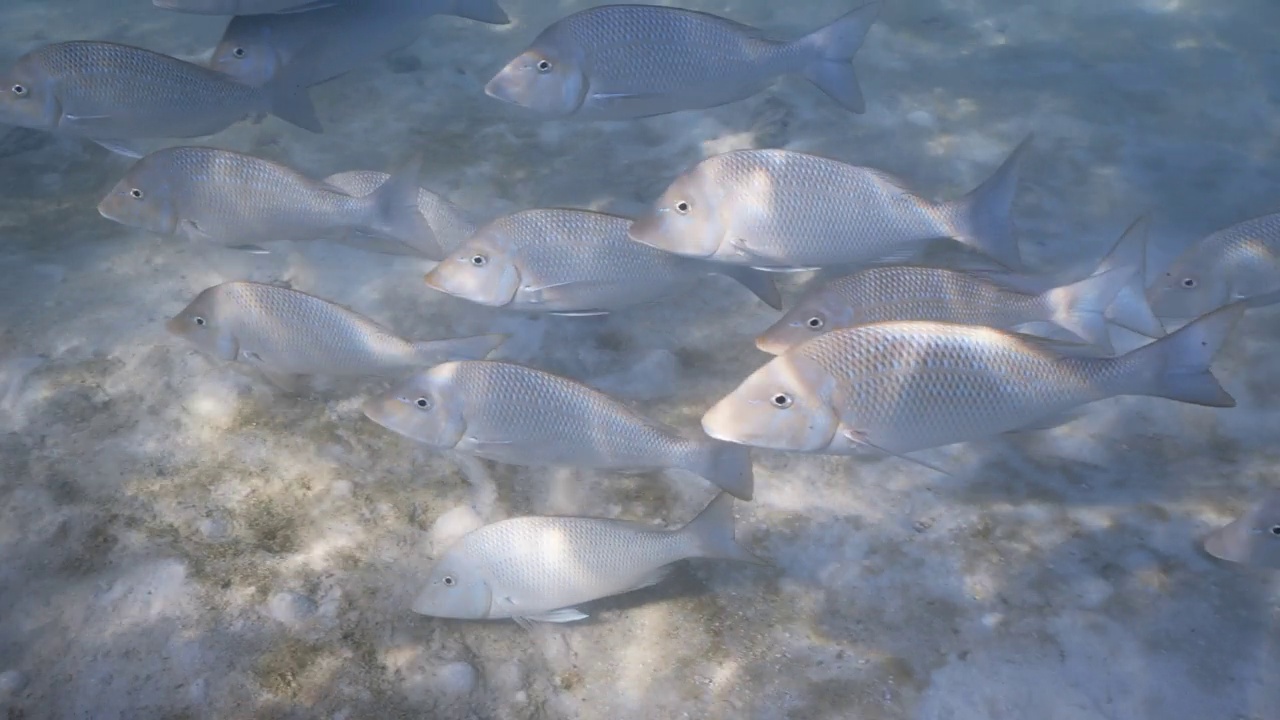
[209,0,510,88]
[98,146,436,255]
[363,360,755,499]
[1204,490,1280,569]
[628,137,1029,271]
[1147,212,1280,320]
[412,492,761,626]
[155,0,338,15]
[168,281,505,391]
[0,41,320,150]
[485,3,880,119]
[702,301,1243,459]
[323,170,475,259]
[423,208,781,314]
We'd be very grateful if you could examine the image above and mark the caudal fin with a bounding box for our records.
[368,153,443,258]
[263,61,323,133]
[796,2,881,113]
[1042,266,1133,353]
[715,265,782,310]
[446,0,510,24]
[411,333,507,366]
[946,135,1032,270]
[1120,301,1244,407]
[1094,215,1166,338]
[680,493,766,564]
[686,441,754,501]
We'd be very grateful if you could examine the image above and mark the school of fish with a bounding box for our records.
[3,0,1276,629]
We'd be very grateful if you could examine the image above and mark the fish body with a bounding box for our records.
[0,41,320,142]
[167,281,505,388]
[628,138,1029,271]
[485,3,879,119]
[1147,212,1280,320]
[362,360,754,499]
[424,208,780,313]
[1204,490,1280,569]
[702,301,1243,456]
[323,170,475,258]
[412,492,760,625]
[210,0,510,87]
[155,0,338,15]
[98,147,435,254]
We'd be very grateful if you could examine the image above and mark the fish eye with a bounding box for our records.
[806,316,824,330]
[414,397,431,410]
[674,200,691,215]
[535,59,552,73]
[442,575,456,586]
[1181,277,1197,289]
[1270,525,1280,536]
[11,84,26,96]
[470,254,487,267]
[129,188,144,200]
[770,393,793,408]
[232,47,246,58]
[193,316,206,326]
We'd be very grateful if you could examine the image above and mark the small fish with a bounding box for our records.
[362,360,755,500]
[628,137,1029,271]
[702,300,1244,460]
[1204,490,1280,569]
[424,208,781,314]
[155,0,338,15]
[168,281,505,391]
[323,170,475,258]
[209,0,510,88]
[98,147,436,255]
[485,3,880,120]
[412,492,762,626]
[1146,212,1280,320]
[0,41,320,150]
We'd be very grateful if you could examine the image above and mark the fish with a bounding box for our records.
[1204,490,1280,569]
[0,41,320,152]
[423,208,781,314]
[628,136,1029,271]
[484,2,880,120]
[167,281,506,391]
[701,300,1245,460]
[1146,212,1280,320]
[362,360,755,500]
[98,147,436,255]
[209,0,510,88]
[155,0,338,15]
[412,492,762,626]
[323,170,475,259]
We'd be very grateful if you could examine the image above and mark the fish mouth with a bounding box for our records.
[482,72,516,104]
[164,316,185,336]
[753,332,792,356]
[1202,526,1239,563]
[423,265,517,307]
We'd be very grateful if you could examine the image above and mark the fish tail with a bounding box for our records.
[368,152,443,259]
[685,441,754,501]
[445,0,510,25]
[714,265,782,310]
[680,493,766,564]
[1042,266,1133,353]
[1117,300,1243,407]
[796,2,881,113]
[411,334,507,365]
[1095,215,1166,338]
[945,135,1032,270]
[263,60,323,133]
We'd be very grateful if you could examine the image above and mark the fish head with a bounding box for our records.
[209,22,280,87]
[361,364,468,448]
[0,55,61,130]
[167,285,239,361]
[1204,491,1280,569]
[1146,256,1232,320]
[411,553,494,619]
[424,232,520,307]
[484,43,587,116]
[755,293,856,355]
[628,166,724,259]
[97,158,181,235]
[700,355,839,452]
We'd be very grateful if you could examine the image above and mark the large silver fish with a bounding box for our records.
[0,41,320,151]
[628,137,1029,271]
[423,208,781,314]
[155,0,338,15]
[98,147,436,256]
[323,169,475,259]
[209,0,510,88]
[362,360,755,500]
[167,281,505,391]
[412,492,761,626]
[702,301,1244,459]
[1204,490,1280,569]
[1147,212,1280,320]
[485,3,880,119]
